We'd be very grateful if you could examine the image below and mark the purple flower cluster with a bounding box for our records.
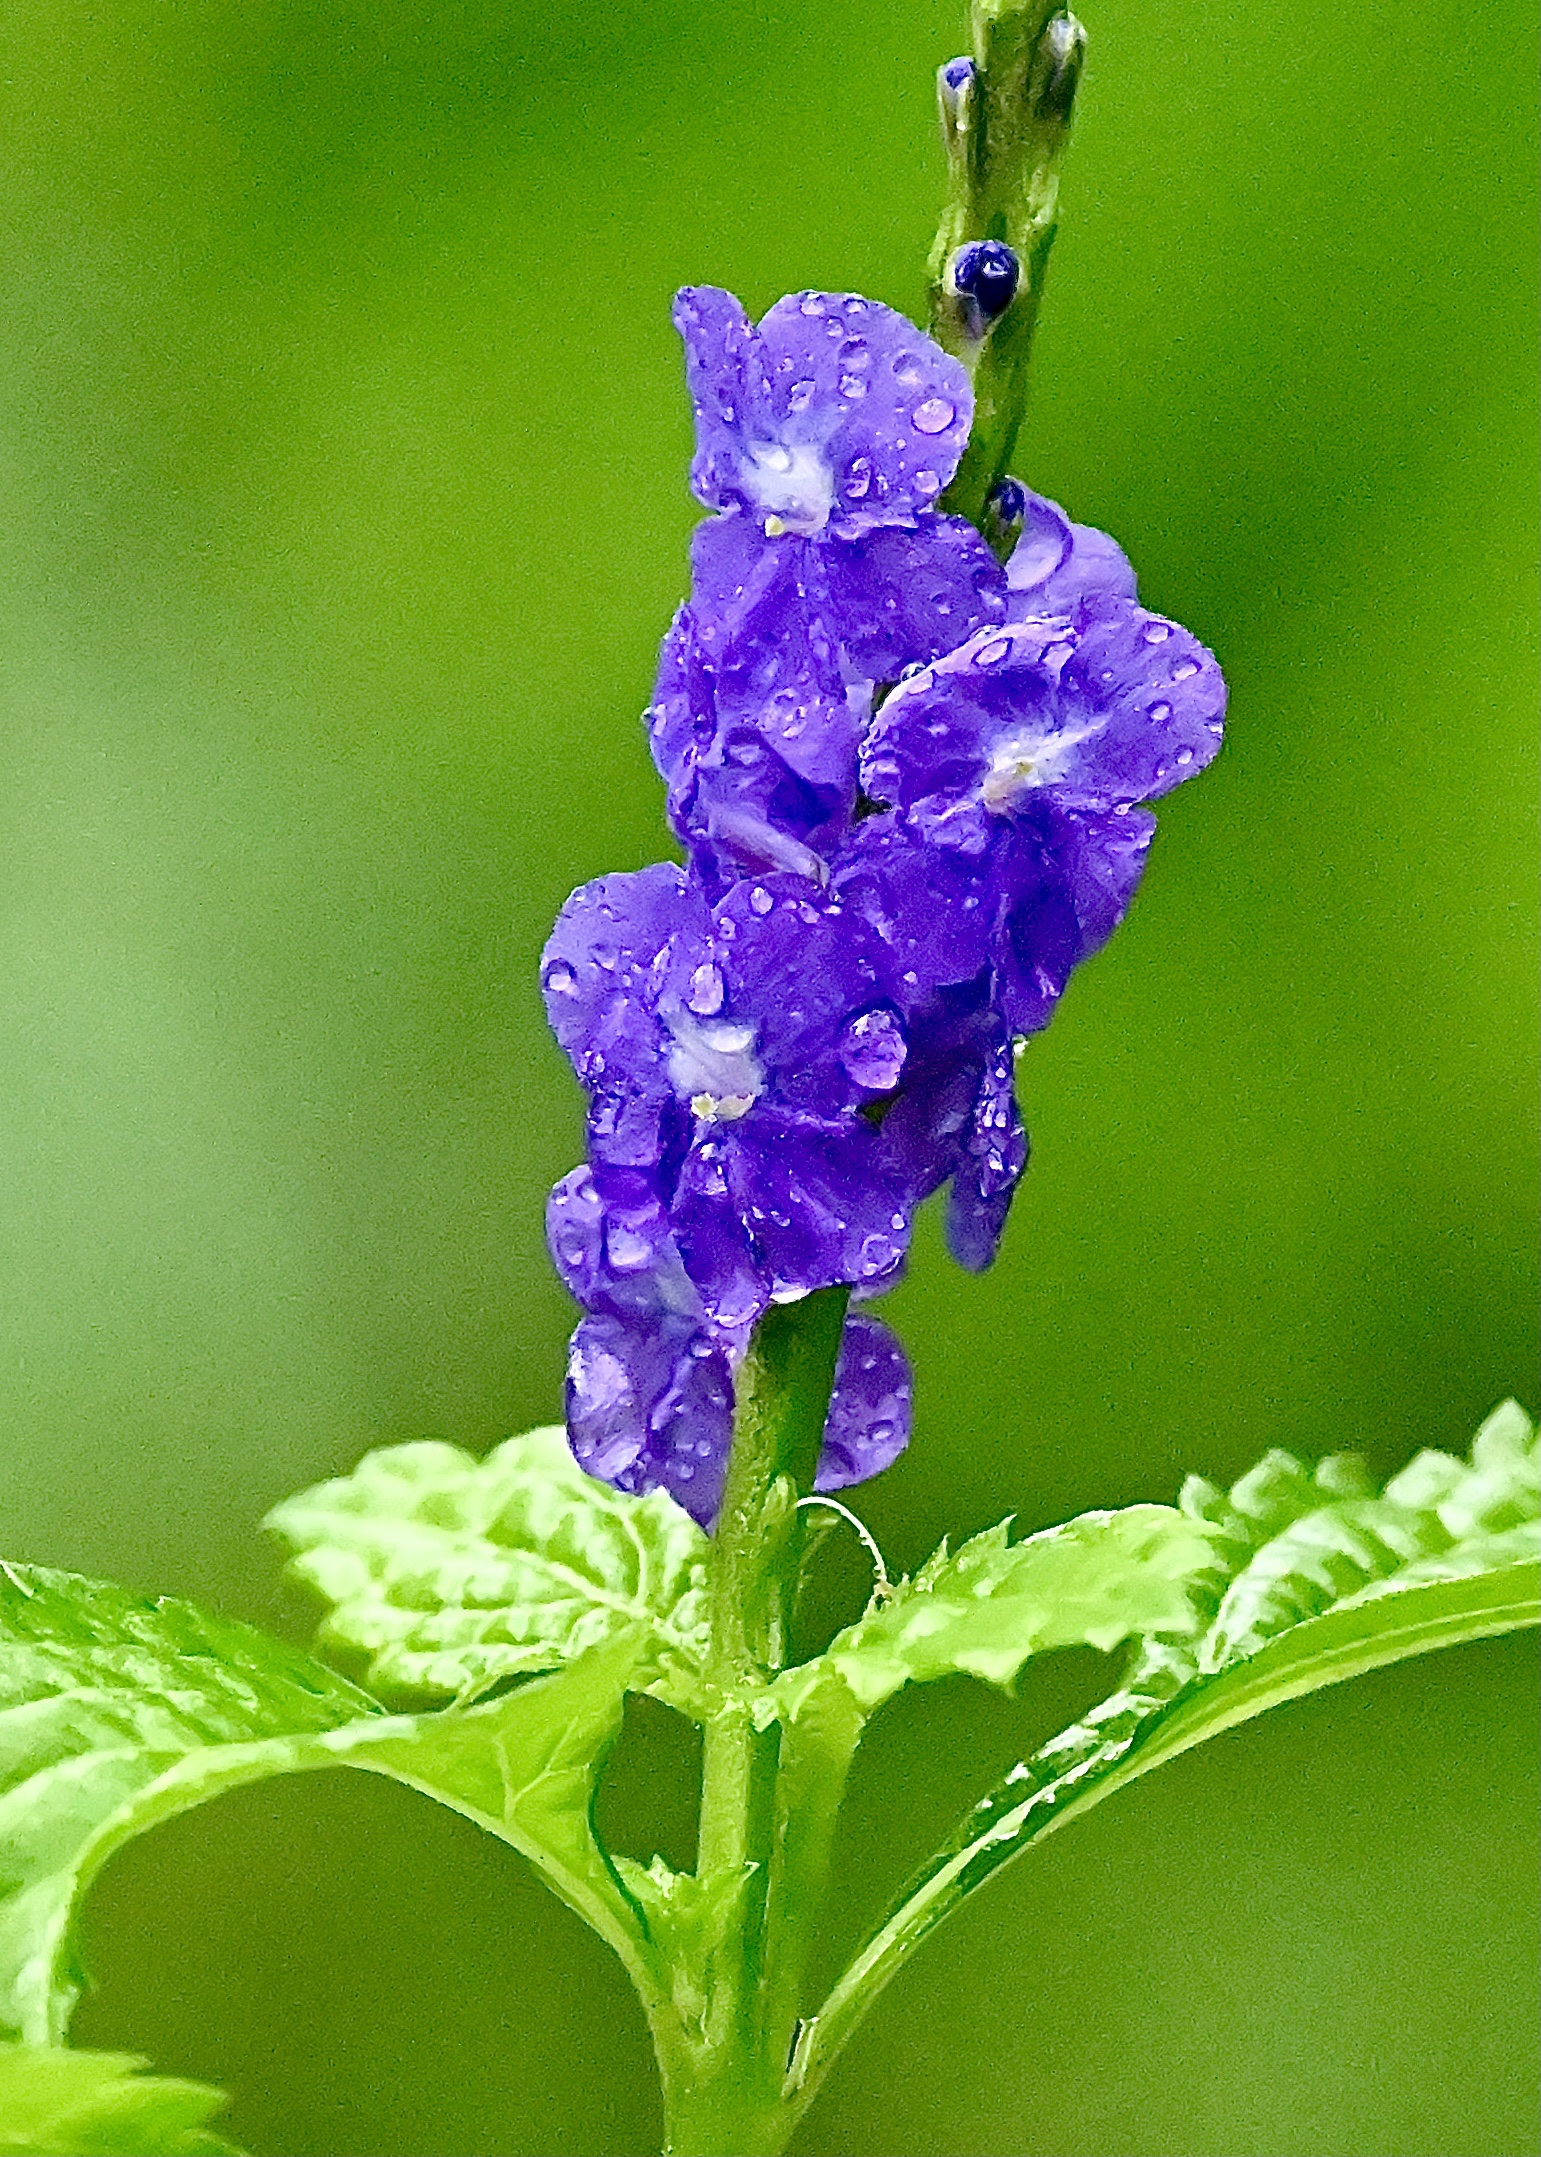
[542,287,1225,1522]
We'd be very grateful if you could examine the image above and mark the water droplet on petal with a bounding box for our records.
[1174,745,1194,766]
[1147,701,1173,724]
[912,397,956,435]
[1171,658,1199,681]
[913,469,940,498]
[687,961,726,1015]
[838,373,868,399]
[787,378,815,412]
[845,456,873,499]
[542,960,578,996]
[800,294,826,317]
[749,885,774,915]
[1142,620,1172,644]
[607,1228,652,1270]
[973,637,1011,668]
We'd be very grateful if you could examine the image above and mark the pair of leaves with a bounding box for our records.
[270,1438,1221,1730]
[0,2046,239,2156]
[0,1403,1534,2138]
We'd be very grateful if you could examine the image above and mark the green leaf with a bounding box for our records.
[0,1562,385,2044]
[266,1428,710,1704]
[769,1503,1218,1719]
[0,1564,659,2046]
[0,2044,241,2155]
[795,1403,1540,2112]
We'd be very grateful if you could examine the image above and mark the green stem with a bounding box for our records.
[659,1289,850,2157]
[933,0,1086,535]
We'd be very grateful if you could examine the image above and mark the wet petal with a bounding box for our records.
[565,1311,735,1525]
[541,865,704,1082]
[820,515,1005,680]
[1005,489,1138,617]
[815,1313,913,1490]
[673,285,774,514]
[756,291,974,527]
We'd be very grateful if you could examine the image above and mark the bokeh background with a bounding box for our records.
[2,1,1536,2152]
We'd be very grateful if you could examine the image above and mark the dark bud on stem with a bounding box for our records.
[982,476,1029,560]
[950,240,1021,328]
[1028,13,1087,131]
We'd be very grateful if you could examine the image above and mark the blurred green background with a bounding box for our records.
[2,1,1536,2152]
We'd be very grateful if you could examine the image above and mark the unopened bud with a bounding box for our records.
[1029,14,1086,130]
[950,240,1021,336]
[937,54,977,159]
[982,476,1029,559]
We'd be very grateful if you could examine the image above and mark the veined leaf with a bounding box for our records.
[795,1403,1540,2111]
[0,1565,657,2046]
[266,1429,710,1703]
[0,2043,242,2155]
[769,1503,1217,1720]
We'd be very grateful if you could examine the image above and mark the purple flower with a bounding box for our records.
[674,286,975,533]
[860,607,1224,847]
[542,862,916,1339]
[566,1307,912,1525]
[650,289,1006,884]
[856,580,1218,1050]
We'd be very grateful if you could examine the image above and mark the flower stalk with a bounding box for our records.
[541,4,1220,2149]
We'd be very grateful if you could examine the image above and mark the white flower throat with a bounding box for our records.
[665,1006,765,1124]
[743,440,834,536]
[979,717,1106,811]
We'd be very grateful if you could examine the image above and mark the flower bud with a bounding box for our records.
[937,54,976,160]
[950,240,1021,330]
[1028,13,1086,134]
[982,476,1028,559]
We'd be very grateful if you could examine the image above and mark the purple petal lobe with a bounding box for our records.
[546,1163,703,1322]
[755,292,973,528]
[944,1034,1028,1270]
[1005,490,1138,616]
[819,517,1005,681]
[815,1313,913,1490]
[673,286,774,516]
[541,864,703,1087]
[725,1113,912,1299]
[565,1311,734,1525]
[1004,490,1073,594]
[831,816,993,1012]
